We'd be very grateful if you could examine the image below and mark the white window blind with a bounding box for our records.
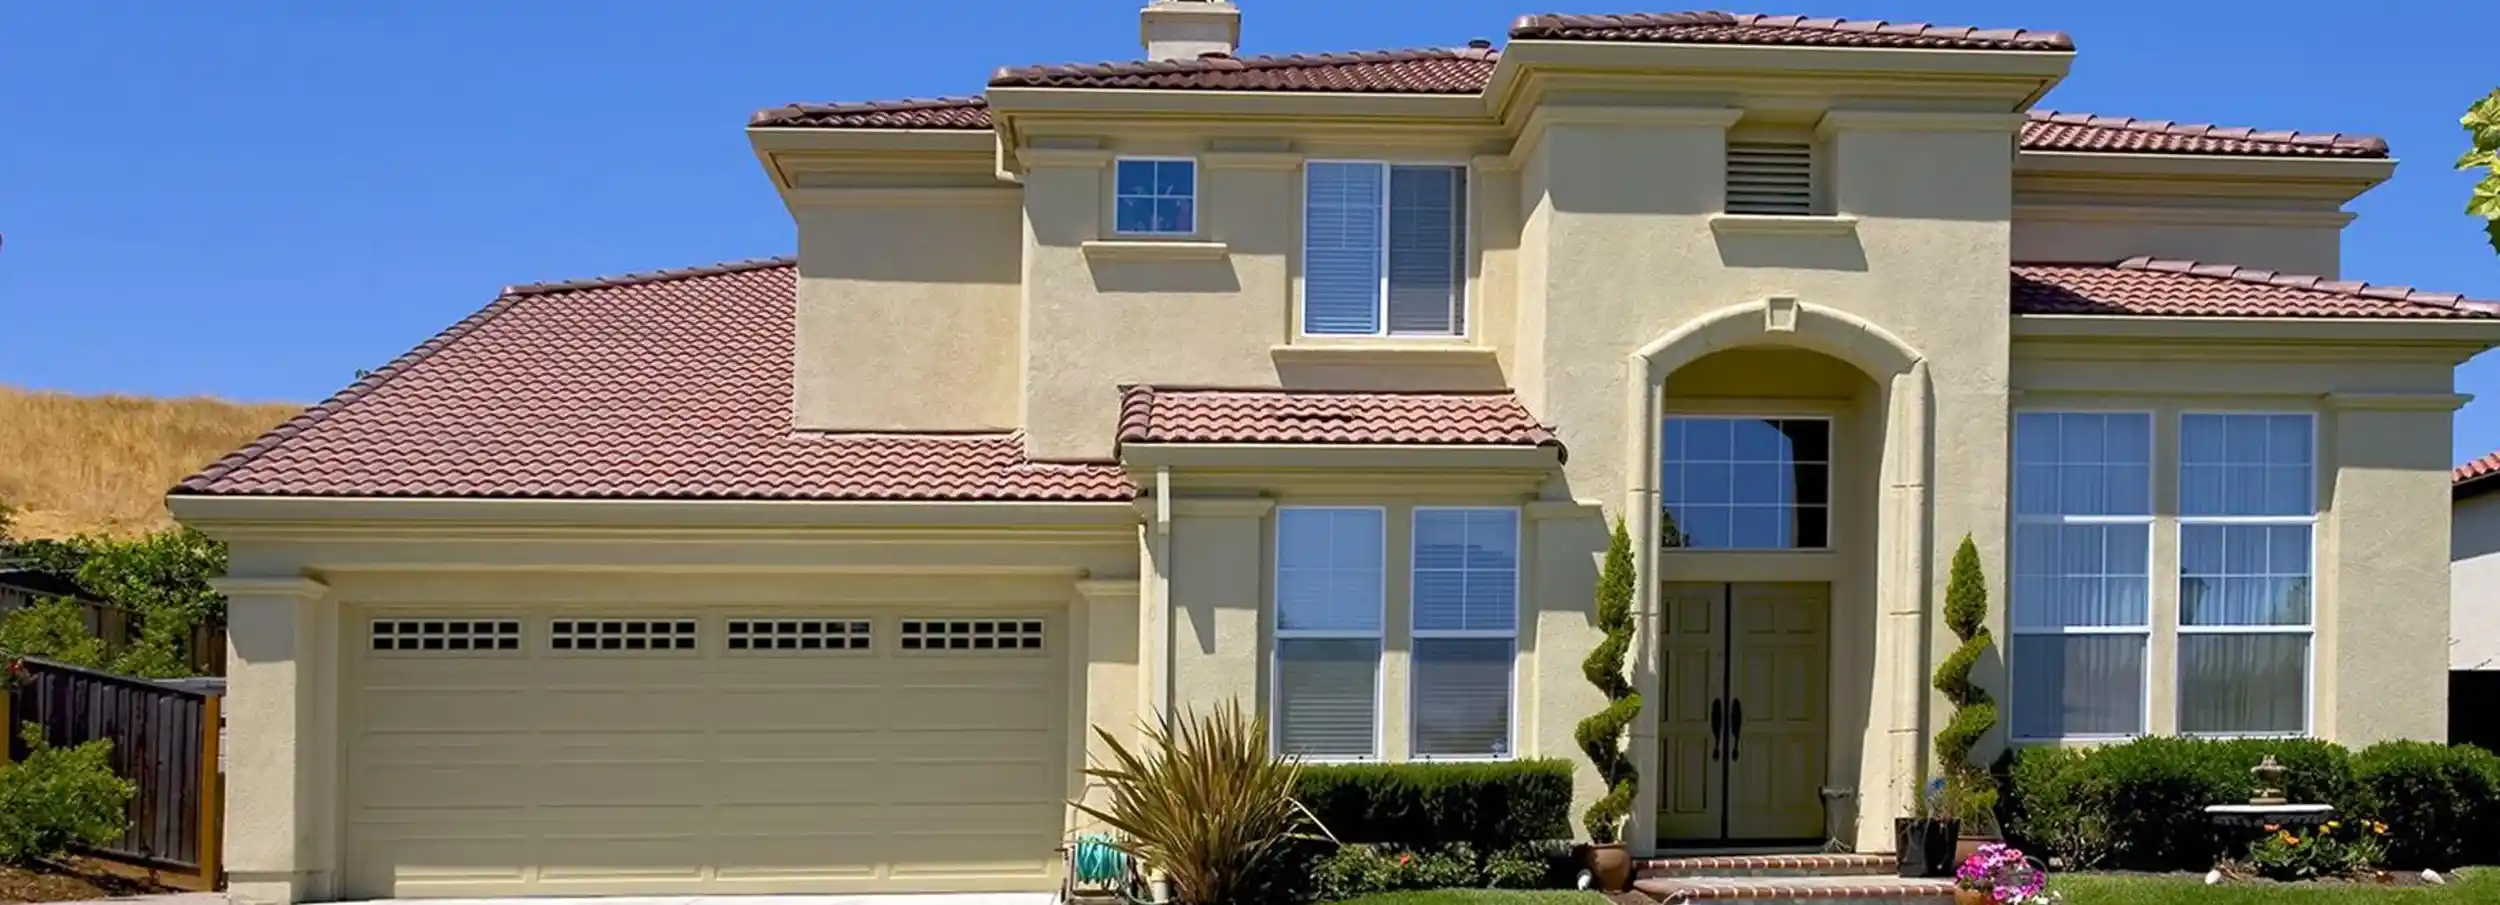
[1725,141,1815,216]
[2177,413,2314,737]
[1275,507,1384,758]
[1411,508,1518,759]
[2009,412,2153,741]
[1303,162,1466,336]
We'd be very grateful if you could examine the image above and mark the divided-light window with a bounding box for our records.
[1303,162,1467,337]
[1114,158,1196,236]
[1410,508,1518,760]
[1273,507,1385,759]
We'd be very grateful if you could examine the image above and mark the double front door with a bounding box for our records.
[1656,582,1830,845]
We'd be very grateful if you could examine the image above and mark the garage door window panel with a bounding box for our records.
[726,618,873,652]
[549,618,699,652]
[369,618,522,653]
[899,618,1045,653]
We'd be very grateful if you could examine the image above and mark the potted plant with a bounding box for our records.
[1954,842,2059,905]
[1896,776,1958,878]
[1931,537,2003,864]
[1574,519,1640,892]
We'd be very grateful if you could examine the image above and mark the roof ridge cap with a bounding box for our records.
[989,45,1497,85]
[502,256,795,297]
[2110,256,2493,309]
[1509,10,2072,48]
[2027,109,2390,155]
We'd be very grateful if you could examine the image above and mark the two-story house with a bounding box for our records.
[172,5,2500,903]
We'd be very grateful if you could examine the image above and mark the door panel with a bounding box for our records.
[1656,582,1830,846]
[1725,583,1829,841]
[1654,583,1725,841]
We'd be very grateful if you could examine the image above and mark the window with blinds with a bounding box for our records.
[1411,508,1519,758]
[1274,507,1385,759]
[1303,161,1467,337]
[1725,141,1816,216]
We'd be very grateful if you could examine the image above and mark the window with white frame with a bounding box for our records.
[2009,412,2153,741]
[1410,508,1518,759]
[1274,507,1385,759]
[1302,161,1467,337]
[1660,417,1831,550]
[1113,158,1196,236]
[2178,413,2314,736]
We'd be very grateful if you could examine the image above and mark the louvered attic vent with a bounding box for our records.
[1725,142,1815,215]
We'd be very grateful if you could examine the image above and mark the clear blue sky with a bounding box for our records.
[5,2,2497,461]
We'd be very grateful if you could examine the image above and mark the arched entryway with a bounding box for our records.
[1620,297,1932,854]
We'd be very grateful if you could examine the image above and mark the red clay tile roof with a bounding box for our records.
[2011,258,2499,320]
[175,259,1133,501]
[2457,452,2500,490]
[749,97,992,129]
[2021,110,2389,159]
[988,47,1501,92]
[1508,11,2072,51]
[1117,386,1562,451]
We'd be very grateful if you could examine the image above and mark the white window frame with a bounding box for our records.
[1111,156,1198,237]
[2174,410,2317,739]
[1407,506,1520,762]
[2006,410,2156,744]
[1270,505,1388,762]
[1658,414,1836,552]
[1296,158,1472,340]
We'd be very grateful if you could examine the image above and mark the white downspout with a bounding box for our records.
[1154,466,1174,725]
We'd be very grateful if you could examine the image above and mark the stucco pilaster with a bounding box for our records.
[1072,579,1143,828]
[1166,500,1274,720]
[214,575,335,905]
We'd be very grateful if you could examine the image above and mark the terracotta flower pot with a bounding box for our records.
[1953,888,1991,905]
[1584,842,1633,892]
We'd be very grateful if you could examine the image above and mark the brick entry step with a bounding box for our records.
[1632,854,1953,903]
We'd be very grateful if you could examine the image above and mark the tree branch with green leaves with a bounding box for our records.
[2462,88,2500,255]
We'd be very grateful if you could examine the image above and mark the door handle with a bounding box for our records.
[1707,698,1724,761]
[1728,698,1745,762]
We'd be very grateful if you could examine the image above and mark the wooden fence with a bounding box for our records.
[3,658,222,890]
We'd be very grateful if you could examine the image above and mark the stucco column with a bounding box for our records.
[214,576,336,905]
[1858,360,1931,852]
[1623,357,1664,853]
[1071,579,1143,831]
[1166,499,1275,718]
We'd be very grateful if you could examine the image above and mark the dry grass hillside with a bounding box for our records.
[0,386,300,540]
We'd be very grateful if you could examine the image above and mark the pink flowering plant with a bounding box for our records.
[1956,843,2061,904]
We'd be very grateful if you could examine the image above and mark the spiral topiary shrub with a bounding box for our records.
[1574,519,1640,843]
[1931,535,1999,824]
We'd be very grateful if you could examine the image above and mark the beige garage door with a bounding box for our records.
[344,607,1068,898]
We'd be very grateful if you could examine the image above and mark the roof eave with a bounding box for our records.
[168,494,1140,537]
[1116,442,1564,470]
[2011,313,2500,356]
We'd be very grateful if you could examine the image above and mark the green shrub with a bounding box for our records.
[0,597,109,670]
[2003,736,2360,871]
[1295,760,1573,849]
[1311,842,1558,898]
[0,726,135,866]
[1931,536,1998,825]
[2244,822,2385,881]
[1574,519,1640,843]
[2352,741,2500,869]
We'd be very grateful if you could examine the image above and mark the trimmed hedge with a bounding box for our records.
[1295,759,1575,849]
[2003,736,2497,872]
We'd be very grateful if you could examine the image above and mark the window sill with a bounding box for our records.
[1708,213,1860,237]
[1080,239,1229,261]
[1271,342,1497,367]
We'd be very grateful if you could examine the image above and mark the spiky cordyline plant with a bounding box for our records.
[1071,701,1327,905]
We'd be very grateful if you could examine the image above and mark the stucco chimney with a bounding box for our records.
[1140,0,1240,61]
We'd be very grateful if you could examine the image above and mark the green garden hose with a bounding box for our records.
[1072,834,1130,886]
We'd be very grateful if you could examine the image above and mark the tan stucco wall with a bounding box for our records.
[794,195,1024,432]
[2454,492,2500,671]
[2010,216,2343,276]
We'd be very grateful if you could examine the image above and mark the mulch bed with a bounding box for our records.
[0,858,179,904]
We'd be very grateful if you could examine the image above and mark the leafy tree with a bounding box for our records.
[0,528,226,678]
[1930,535,1999,825]
[2463,88,2500,255]
[1574,518,1641,843]
[0,597,109,670]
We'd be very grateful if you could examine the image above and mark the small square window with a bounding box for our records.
[1114,158,1196,235]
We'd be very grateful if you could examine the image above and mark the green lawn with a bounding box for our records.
[2050,870,2500,903]
[1332,892,1605,905]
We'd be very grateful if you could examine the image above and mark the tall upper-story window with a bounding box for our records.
[2009,412,2153,741]
[1303,162,1467,337]
[1114,158,1197,236]
[2178,413,2314,737]
[1660,417,1830,549]
[1274,507,1385,759]
[1410,508,1518,760]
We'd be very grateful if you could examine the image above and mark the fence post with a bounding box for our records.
[0,680,11,764]
[197,694,222,889]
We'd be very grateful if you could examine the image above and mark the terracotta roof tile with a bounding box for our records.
[176,259,1133,501]
[1117,386,1562,451]
[1509,11,2072,51]
[749,97,992,129]
[988,47,1500,92]
[2457,452,2500,489]
[2012,258,2500,319]
[2022,110,2389,159]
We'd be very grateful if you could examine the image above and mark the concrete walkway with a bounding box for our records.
[49,893,228,905]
